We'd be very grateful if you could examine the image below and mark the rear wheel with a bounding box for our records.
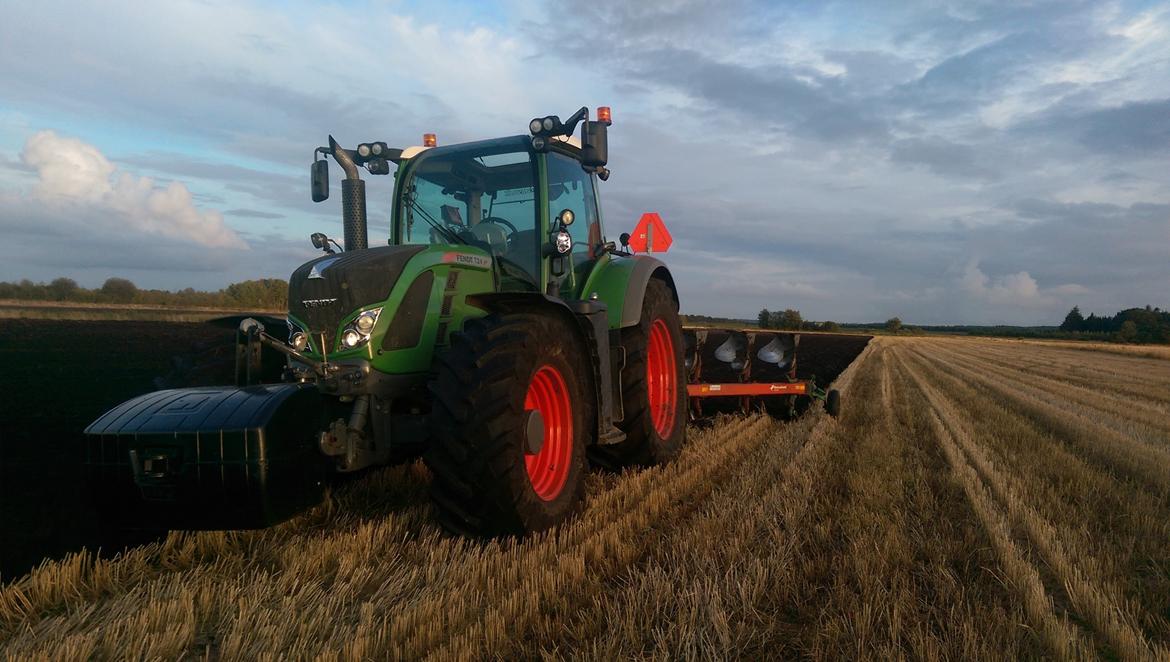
[426,313,591,536]
[590,278,687,470]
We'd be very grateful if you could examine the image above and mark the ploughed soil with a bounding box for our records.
[0,319,250,580]
[0,319,868,581]
[793,333,872,383]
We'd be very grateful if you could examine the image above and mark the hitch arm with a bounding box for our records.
[238,318,328,381]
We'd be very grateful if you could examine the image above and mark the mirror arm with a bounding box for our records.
[561,106,588,136]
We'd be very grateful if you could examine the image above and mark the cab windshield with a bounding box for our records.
[396,141,539,287]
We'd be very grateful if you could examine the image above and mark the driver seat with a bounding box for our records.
[470,222,508,252]
[505,230,539,280]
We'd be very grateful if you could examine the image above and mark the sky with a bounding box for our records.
[0,0,1167,325]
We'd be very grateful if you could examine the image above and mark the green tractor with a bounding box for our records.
[85,107,688,536]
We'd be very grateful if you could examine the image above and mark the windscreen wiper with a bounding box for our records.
[408,198,464,245]
[409,198,536,287]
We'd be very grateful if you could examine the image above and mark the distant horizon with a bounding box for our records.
[3,272,1164,329]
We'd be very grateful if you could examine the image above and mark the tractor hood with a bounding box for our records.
[288,245,427,347]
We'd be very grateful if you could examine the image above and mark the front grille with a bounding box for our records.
[288,245,425,344]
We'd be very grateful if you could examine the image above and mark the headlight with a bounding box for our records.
[554,230,572,254]
[287,318,312,352]
[341,329,362,348]
[529,118,543,134]
[357,143,372,158]
[338,307,382,350]
[542,117,555,131]
[371,142,384,156]
[355,310,377,334]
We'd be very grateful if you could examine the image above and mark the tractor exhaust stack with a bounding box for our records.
[328,135,368,251]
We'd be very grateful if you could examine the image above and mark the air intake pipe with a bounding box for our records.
[328,135,368,251]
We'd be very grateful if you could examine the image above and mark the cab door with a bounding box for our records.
[544,150,605,298]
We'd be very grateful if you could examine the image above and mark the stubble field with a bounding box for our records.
[2,334,1169,660]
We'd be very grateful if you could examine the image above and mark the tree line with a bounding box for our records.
[0,277,288,310]
[757,308,848,333]
[1059,305,1170,344]
[756,308,923,335]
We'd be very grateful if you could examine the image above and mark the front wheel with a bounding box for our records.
[426,313,591,536]
[590,278,687,470]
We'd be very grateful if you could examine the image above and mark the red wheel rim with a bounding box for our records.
[646,318,678,438]
[524,364,573,501]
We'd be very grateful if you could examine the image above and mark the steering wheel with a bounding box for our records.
[480,216,518,233]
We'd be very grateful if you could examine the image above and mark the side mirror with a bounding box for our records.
[310,232,335,254]
[581,120,608,168]
[311,160,329,202]
[619,232,631,250]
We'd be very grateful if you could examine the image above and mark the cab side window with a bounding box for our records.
[546,152,601,263]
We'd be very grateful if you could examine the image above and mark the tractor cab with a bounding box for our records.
[390,135,608,298]
[310,107,613,300]
[391,137,547,290]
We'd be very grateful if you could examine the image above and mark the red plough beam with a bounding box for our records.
[687,381,809,397]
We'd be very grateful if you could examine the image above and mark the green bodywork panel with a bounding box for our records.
[578,253,629,329]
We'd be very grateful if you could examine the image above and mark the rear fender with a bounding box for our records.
[583,255,678,329]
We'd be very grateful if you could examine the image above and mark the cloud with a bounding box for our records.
[17,131,246,249]
[1037,98,1170,156]
[889,136,992,179]
[225,208,285,219]
[959,260,1042,305]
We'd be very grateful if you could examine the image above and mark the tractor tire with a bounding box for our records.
[589,278,687,471]
[426,312,592,536]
